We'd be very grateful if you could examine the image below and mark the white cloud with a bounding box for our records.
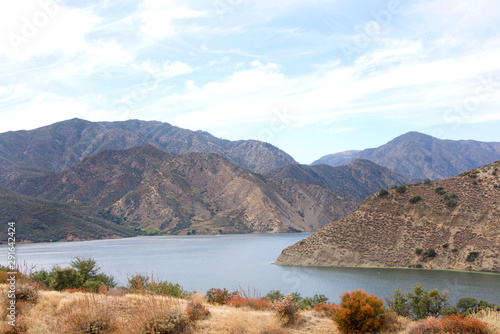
[139,0,207,40]
[0,1,100,59]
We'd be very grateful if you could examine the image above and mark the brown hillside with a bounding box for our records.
[275,161,500,272]
[6,145,359,235]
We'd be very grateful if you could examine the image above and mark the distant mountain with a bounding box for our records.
[0,118,296,183]
[266,159,408,201]
[313,132,500,180]
[6,145,359,236]
[275,161,500,272]
[0,187,138,243]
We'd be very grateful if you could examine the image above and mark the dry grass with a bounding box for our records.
[1,286,499,334]
[470,308,500,334]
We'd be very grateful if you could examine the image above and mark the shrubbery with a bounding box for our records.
[386,285,449,320]
[128,274,189,298]
[205,288,238,305]
[332,289,386,334]
[142,310,190,334]
[378,189,389,197]
[409,196,422,204]
[271,294,301,326]
[185,302,210,321]
[396,185,407,193]
[409,315,489,334]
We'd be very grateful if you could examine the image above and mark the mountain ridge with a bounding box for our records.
[5,144,359,237]
[313,132,500,180]
[0,118,296,183]
[275,161,500,272]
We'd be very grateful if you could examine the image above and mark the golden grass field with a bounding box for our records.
[1,285,499,334]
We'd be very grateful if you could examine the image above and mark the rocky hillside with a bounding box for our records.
[0,118,295,182]
[275,161,500,272]
[6,145,359,235]
[313,132,500,181]
[266,159,408,201]
[0,187,138,243]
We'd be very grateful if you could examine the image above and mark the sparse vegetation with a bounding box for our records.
[409,196,422,204]
[446,199,457,207]
[415,248,423,255]
[467,251,480,262]
[435,187,446,195]
[423,178,432,185]
[396,185,407,193]
[378,189,389,197]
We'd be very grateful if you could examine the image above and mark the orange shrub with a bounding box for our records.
[227,296,271,310]
[185,302,210,322]
[409,315,489,334]
[313,302,340,317]
[333,289,386,334]
[205,288,238,305]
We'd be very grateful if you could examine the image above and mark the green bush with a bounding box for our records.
[435,187,446,195]
[452,248,459,252]
[423,248,437,259]
[448,192,457,198]
[466,251,479,262]
[71,257,117,289]
[264,290,285,301]
[128,275,189,298]
[415,248,423,255]
[378,189,389,197]
[388,284,449,320]
[409,196,422,204]
[445,199,457,207]
[396,185,407,193]
[50,267,84,291]
[29,269,54,288]
[390,185,398,189]
[423,179,432,185]
[456,297,479,314]
[442,243,449,248]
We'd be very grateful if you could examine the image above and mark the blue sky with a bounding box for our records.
[1,0,500,163]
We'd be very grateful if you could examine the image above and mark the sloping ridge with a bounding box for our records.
[6,145,359,236]
[266,159,408,201]
[0,118,296,182]
[275,161,500,272]
[313,132,500,180]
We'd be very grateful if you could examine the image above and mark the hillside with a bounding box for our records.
[0,118,295,182]
[266,159,408,201]
[0,187,138,243]
[275,161,500,272]
[313,132,500,180]
[6,145,359,235]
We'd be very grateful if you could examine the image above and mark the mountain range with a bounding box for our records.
[0,118,295,183]
[275,161,500,272]
[313,132,500,181]
[4,144,361,241]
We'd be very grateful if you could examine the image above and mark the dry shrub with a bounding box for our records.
[205,288,238,305]
[126,294,190,334]
[408,315,489,334]
[271,294,300,326]
[60,294,119,334]
[383,310,409,333]
[185,302,210,322]
[469,309,500,333]
[332,289,386,334]
[227,296,271,311]
[313,303,339,318]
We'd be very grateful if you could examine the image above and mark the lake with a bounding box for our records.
[2,233,499,305]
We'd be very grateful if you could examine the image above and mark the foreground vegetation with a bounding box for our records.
[1,260,499,333]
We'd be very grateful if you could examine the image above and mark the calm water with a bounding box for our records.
[2,233,499,304]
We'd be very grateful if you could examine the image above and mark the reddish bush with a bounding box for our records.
[313,302,340,317]
[185,302,211,322]
[409,315,489,334]
[333,289,386,334]
[205,288,238,305]
[272,295,300,326]
[227,296,271,310]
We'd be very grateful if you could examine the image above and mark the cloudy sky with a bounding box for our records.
[1,0,500,163]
